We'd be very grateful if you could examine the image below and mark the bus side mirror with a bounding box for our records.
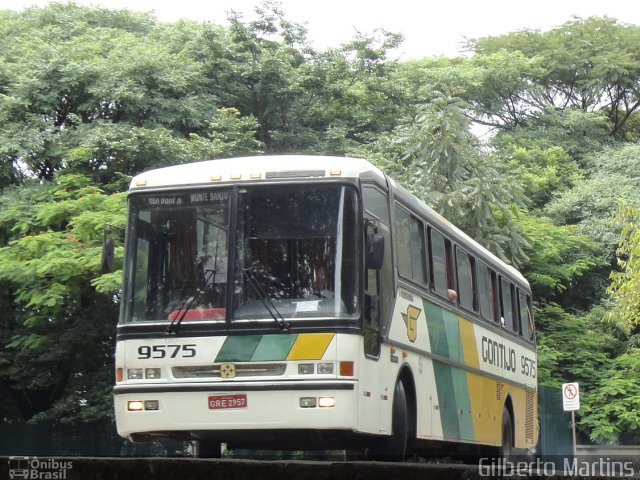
[101,224,125,274]
[365,233,384,270]
[101,237,115,274]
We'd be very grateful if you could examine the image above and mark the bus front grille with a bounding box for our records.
[172,363,287,379]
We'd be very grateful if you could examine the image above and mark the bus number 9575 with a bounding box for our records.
[137,344,197,359]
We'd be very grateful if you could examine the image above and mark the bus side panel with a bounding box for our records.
[386,289,439,440]
[336,333,382,435]
[460,317,502,446]
[502,383,538,450]
[473,323,538,449]
[386,288,537,448]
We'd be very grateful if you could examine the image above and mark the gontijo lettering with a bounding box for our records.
[481,336,536,378]
[481,336,516,372]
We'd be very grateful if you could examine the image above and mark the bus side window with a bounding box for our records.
[362,185,393,358]
[500,278,516,331]
[429,228,454,300]
[410,216,427,285]
[395,205,427,285]
[477,262,498,322]
[362,186,390,225]
[455,247,476,312]
[518,290,534,341]
[395,207,412,279]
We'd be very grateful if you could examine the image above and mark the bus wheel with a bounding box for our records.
[500,406,513,460]
[370,380,409,461]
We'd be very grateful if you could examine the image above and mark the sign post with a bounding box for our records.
[562,382,580,459]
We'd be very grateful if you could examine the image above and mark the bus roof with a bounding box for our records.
[129,155,386,190]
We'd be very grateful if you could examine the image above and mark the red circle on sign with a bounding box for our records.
[564,384,578,400]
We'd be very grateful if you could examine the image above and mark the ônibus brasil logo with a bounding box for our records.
[8,457,72,480]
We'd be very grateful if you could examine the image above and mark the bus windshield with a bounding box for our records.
[234,185,359,321]
[122,184,360,324]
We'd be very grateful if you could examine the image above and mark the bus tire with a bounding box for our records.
[500,406,513,460]
[370,380,408,461]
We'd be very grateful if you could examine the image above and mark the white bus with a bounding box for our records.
[113,155,537,458]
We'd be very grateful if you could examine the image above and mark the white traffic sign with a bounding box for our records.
[562,382,580,411]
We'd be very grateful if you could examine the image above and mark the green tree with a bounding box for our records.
[197,1,406,154]
[579,349,640,444]
[493,108,610,165]
[0,175,125,423]
[469,17,640,138]
[516,214,603,307]
[64,108,262,189]
[607,205,640,331]
[535,305,618,391]
[505,146,583,211]
[544,144,640,259]
[0,3,219,184]
[361,86,529,266]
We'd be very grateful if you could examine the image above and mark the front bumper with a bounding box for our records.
[114,380,358,440]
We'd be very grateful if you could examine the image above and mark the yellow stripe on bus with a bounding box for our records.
[458,317,497,444]
[458,317,480,369]
[286,333,334,360]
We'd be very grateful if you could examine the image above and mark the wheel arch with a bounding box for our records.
[503,393,515,444]
[396,364,417,438]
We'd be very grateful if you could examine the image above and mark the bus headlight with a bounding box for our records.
[298,364,314,375]
[145,368,162,379]
[318,397,336,408]
[317,363,334,374]
[127,400,144,411]
[300,397,317,408]
[127,400,159,411]
[127,368,143,379]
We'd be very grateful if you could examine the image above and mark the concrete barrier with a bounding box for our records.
[0,457,484,480]
[576,444,640,471]
[4,454,640,479]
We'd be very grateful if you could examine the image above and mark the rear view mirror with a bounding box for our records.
[101,224,125,274]
[365,233,384,270]
[101,237,115,274]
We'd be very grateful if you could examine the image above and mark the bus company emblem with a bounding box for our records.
[219,363,236,379]
[401,305,422,343]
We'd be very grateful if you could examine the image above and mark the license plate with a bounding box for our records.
[208,394,247,410]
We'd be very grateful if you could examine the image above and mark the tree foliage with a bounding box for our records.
[516,214,604,306]
[544,144,640,259]
[579,349,640,444]
[0,174,125,423]
[469,17,640,138]
[607,205,640,331]
[360,86,529,266]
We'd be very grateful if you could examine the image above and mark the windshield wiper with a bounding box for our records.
[167,293,196,335]
[168,261,216,335]
[242,267,290,331]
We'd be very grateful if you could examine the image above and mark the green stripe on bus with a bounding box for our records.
[452,368,474,441]
[432,361,476,442]
[424,299,462,362]
[433,361,459,439]
[251,334,298,361]
[424,300,449,358]
[425,298,476,441]
[443,311,462,363]
[215,335,262,362]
